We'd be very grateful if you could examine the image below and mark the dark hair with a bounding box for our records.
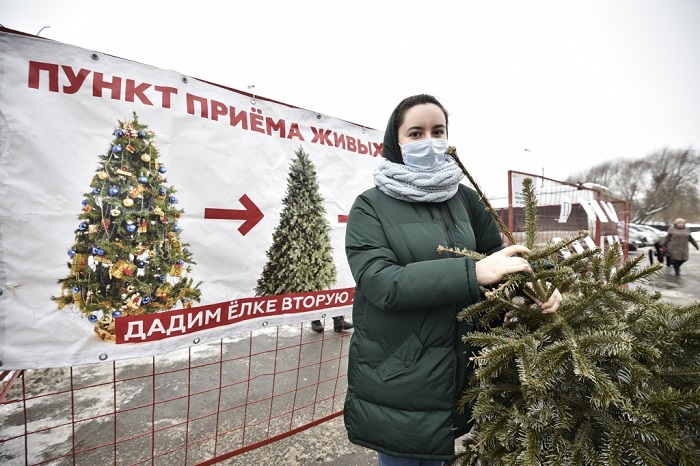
[392,94,449,132]
[381,94,450,164]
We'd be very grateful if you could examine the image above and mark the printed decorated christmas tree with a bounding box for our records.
[255,146,336,296]
[441,148,700,466]
[53,113,201,341]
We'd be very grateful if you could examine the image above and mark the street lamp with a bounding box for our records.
[36,26,51,36]
[524,148,544,186]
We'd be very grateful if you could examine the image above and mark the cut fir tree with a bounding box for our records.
[53,113,201,341]
[441,148,700,466]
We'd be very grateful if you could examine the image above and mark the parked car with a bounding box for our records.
[630,223,665,244]
[619,224,644,251]
[627,237,642,251]
[628,224,651,247]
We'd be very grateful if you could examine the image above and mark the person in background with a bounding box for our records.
[311,315,353,333]
[661,218,699,275]
[342,94,562,465]
[649,241,669,266]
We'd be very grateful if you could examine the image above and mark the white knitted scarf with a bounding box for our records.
[373,158,464,203]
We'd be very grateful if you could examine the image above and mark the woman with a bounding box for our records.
[343,94,561,465]
[662,218,699,275]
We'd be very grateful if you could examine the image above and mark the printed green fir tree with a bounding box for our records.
[255,146,336,296]
[53,113,201,341]
[440,151,700,466]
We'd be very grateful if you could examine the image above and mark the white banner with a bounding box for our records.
[0,30,382,369]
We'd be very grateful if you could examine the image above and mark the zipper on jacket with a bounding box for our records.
[436,204,457,253]
[436,203,463,432]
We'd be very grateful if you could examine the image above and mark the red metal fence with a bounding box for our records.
[1,319,349,465]
[504,171,630,259]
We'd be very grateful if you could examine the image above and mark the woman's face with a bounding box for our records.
[397,103,447,146]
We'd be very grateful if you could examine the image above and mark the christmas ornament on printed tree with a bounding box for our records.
[441,148,700,466]
[53,113,202,341]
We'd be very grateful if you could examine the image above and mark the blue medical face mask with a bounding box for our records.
[400,138,449,169]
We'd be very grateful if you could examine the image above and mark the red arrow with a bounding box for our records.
[204,194,264,236]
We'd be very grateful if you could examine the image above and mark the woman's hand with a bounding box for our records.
[475,245,531,286]
[476,245,563,314]
[531,288,562,314]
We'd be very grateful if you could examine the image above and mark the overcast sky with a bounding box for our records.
[3,0,700,199]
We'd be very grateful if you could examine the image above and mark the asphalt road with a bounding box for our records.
[641,245,700,304]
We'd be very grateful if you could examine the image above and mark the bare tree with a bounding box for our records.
[642,148,700,223]
[567,147,700,224]
[613,158,649,210]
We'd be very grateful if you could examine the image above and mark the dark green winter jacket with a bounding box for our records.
[343,181,504,460]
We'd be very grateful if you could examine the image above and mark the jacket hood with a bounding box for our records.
[381,108,403,164]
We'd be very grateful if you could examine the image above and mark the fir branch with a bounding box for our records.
[446,146,516,245]
[527,231,591,262]
[436,245,486,261]
[558,247,599,270]
[521,177,539,250]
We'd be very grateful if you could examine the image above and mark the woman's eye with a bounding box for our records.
[408,131,421,138]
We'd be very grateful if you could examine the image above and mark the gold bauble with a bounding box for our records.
[122,198,134,207]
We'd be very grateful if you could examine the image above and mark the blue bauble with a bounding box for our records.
[68,248,76,258]
[113,144,123,154]
[91,247,100,255]
[159,187,166,195]
[158,275,166,283]
[136,260,146,268]
[142,296,151,305]
[158,165,167,174]
[93,187,101,194]
[114,129,124,137]
[112,310,122,317]
[176,259,184,266]
[173,225,181,233]
[88,314,98,323]
[78,222,88,231]
[82,199,89,206]
[126,224,137,233]
[169,196,177,204]
[109,187,119,196]
[138,130,146,138]
[72,286,80,293]
[138,175,148,184]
